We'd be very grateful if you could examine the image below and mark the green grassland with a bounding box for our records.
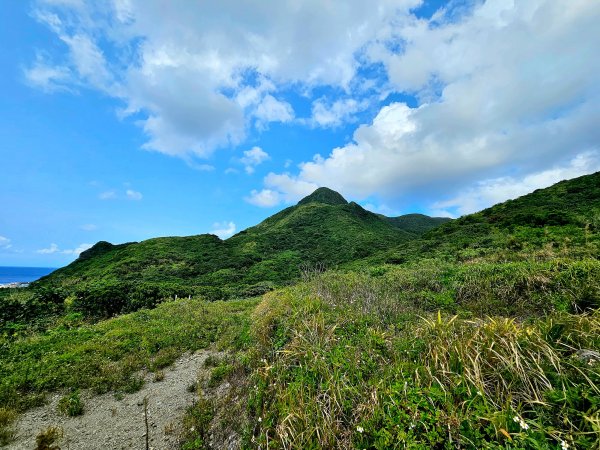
[247,259,600,449]
[1,173,599,448]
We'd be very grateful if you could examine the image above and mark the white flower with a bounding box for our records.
[356,426,364,433]
[513,415,529,431]
[258,417,262,423]
[560,441,569,450]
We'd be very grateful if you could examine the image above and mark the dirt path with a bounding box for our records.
[7,351,218,450]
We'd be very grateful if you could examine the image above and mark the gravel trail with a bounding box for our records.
[7,351,216,450]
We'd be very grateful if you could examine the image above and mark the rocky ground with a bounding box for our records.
[7,351,217,450]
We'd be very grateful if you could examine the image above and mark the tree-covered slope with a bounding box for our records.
[383,213,451,235]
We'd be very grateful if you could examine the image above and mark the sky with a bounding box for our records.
[0,0,599,267]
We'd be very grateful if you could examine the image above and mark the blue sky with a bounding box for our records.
[0,0,599,267]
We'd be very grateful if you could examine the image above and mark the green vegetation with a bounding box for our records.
[379,171,600,265]
[0,408,16,446]
[1,172,599,448]
[57,390,84,417]
[246,261,600,449]
[383,213,451,235]
[1,188,417,330]
[35,426,62,450]
[0,297,258,441]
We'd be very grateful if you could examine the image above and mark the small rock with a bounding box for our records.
[576,349,600,364]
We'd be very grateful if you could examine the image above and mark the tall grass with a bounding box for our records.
[247,259,600,449]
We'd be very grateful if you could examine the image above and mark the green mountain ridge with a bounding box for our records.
[33,189,422,312]
[382,213,452,235]
[10,172,600,320]
[378,171,600,264]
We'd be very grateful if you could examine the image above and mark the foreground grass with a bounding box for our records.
[247,260,600,449]
[1,257,598,448]
[0,297,258,442]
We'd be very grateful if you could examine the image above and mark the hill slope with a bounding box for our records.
[31,188,417,314]
[383,213,451,235]
[380,171,600,264]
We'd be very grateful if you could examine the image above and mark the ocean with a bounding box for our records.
[0,266,57,284]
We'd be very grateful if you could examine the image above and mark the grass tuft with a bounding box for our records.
[57,390,84,417]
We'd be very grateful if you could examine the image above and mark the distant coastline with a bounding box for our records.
[0,266,57,287]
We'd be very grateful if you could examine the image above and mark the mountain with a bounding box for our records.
[297,187,348,206]
[382,171,600,264]
[33,188,427,314]
[383,213,451,235]
[28,172,600,318]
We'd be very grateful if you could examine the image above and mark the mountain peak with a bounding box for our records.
[298,187,348,206]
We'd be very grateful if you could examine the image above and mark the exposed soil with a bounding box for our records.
[7,351,219,450]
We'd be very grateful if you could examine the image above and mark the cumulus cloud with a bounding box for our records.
[310,98,369,128]
[0,236,12,249]
[240,146,270,174]
[362,203,399,217]
[211,221,236,239]
[254,95,294,128]
[27,0,418,160]
[246,173,317,207]
[245,189,282,208]
[249,0,600,210]
[26,0,600,212]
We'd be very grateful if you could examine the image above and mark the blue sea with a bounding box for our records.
[0,266,57,284]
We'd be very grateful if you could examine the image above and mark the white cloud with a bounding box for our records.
[310,98,369,128]
[240,146,270,174]
[99,190,117,200]
[62,243,93,255]
[24,58,72,92]
[37,242,93,256]
[37,243,60,254]
[27,0,419,160]
[254,95,294,127]
[126,189,143,200]
[211,221,236,239]
[245,189,282,208]
[80,223,98,231]
[246,173,318,207]
[26,0,600,210]
[362,203,398,217]
[0,236,12,249]
[61,33,112,89]
[432,151,600,216]
[99,189,142,200]
[249,0,600,207]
